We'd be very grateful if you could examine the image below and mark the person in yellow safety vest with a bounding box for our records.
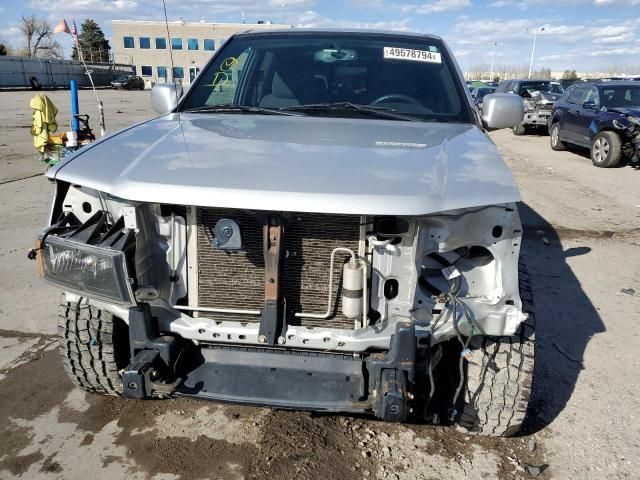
[30,93,58,153]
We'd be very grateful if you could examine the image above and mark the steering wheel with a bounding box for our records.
[371,94,422,107]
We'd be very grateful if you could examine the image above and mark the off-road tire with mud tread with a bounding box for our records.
[457,262,535,437]
[58,300,130,396]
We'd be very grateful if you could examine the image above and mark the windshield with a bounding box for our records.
[180,32,471,123]
[602,85,640,109]
[518,81,551,95]
[476,88,495,99]
[115,76,128,82]
[550,83,564,94]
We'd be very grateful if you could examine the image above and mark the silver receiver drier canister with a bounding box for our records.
[342,260,364,319]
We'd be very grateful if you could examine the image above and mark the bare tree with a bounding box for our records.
[19,15,62,58]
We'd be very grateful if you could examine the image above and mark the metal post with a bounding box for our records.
[70,79,80,132]
[489,42,496,82]
[528,27,544,79]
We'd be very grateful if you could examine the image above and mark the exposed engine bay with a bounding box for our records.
[45,182,525,353]
[520,89,561,129]
[34,180,527,422]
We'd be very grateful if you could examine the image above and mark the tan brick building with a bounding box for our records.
[111,20,292,85]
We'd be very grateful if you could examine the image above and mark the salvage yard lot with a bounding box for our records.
[0,89,638,479]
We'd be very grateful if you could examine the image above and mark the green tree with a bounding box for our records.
[0,43,7,56]
[562,69,578,80]
[71,19,110,63]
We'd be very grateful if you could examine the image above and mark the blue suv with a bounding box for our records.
[549,82,640,167]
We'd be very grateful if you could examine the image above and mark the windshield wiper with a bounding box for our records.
[279,102,424,122]
[182,104,303,116]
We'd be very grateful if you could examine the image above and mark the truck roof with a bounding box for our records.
[236,28,443,42]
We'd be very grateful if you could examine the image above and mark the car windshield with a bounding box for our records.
[115,76,128,82]
[180,32,471,123]
[476,88,495,99]
[519,81,551,94]
[550,83,564,94]
[602,85,640,109]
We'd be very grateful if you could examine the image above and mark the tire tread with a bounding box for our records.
[457,261,535,437]
[58,299,128,396]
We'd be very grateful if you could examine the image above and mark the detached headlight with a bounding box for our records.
[40,236,136,306]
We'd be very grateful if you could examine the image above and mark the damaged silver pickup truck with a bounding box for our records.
[34,30,530,436]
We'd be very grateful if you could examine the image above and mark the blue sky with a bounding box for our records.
[0,0,638,73]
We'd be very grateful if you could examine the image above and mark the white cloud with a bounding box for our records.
[30,0,138,13]
[295,10,412,30]
[450,16,640,72]
[410,0,471,13]
[594,0,640,5]
[272,0,317,6]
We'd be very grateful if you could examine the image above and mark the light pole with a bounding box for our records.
[489,42,498,82]
[528,27,545,79]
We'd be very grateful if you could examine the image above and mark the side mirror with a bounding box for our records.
[582,101,597,110]
[481,93,525,130]
[151,83,183,115]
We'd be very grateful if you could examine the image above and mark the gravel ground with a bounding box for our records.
[0,89,638,479]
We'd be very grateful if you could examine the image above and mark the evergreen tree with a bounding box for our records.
[562,69,578,81]
[71,19,110,63]
[0,43,8,56]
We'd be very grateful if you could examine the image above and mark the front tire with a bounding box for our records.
[513,124,527,136]
[457,263,535,436]
[58,300,130,396]
[550,123,566,151]
[591,131,622,168]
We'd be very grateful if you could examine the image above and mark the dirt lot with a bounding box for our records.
[0,89,639,480]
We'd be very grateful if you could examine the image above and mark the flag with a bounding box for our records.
[71,19,78,40]
[53,19,70,35]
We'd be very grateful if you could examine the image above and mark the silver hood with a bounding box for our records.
[49,114,520,216]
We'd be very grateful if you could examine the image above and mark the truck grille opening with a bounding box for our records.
[196,208,362,329]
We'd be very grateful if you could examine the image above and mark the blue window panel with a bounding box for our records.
[188,38,199,50]
[123,36,134,48]
[172,67,184,79]
[141,65,152,77]
[171,38,183,50]
[139,37,150,49]
[204,39,215,51]
[155,37,167,49]
[157,66,167,78]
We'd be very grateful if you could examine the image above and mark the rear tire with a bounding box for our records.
[456,262,535,436]
[550,123,566,151]
[513,124,527,136]
[591,131,622,168]
[58,300,130,396]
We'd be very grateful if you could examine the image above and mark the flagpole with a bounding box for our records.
[69,19,106,137]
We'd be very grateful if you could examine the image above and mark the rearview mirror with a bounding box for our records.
[582,101,597,110]
[151,83,183,115]
[481,93,524,130]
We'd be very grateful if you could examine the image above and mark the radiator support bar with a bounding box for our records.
[258,216,286,346]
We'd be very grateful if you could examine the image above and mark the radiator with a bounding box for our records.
[196,208,362,329]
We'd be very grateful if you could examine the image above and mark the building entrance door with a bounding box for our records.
[189,67,200,83]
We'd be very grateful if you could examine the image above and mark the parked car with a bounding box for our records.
[35,29,530,436]
[470,86,496,108]
[111,75,145,90]
[496,79,562,135]
[549,81,640,167]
